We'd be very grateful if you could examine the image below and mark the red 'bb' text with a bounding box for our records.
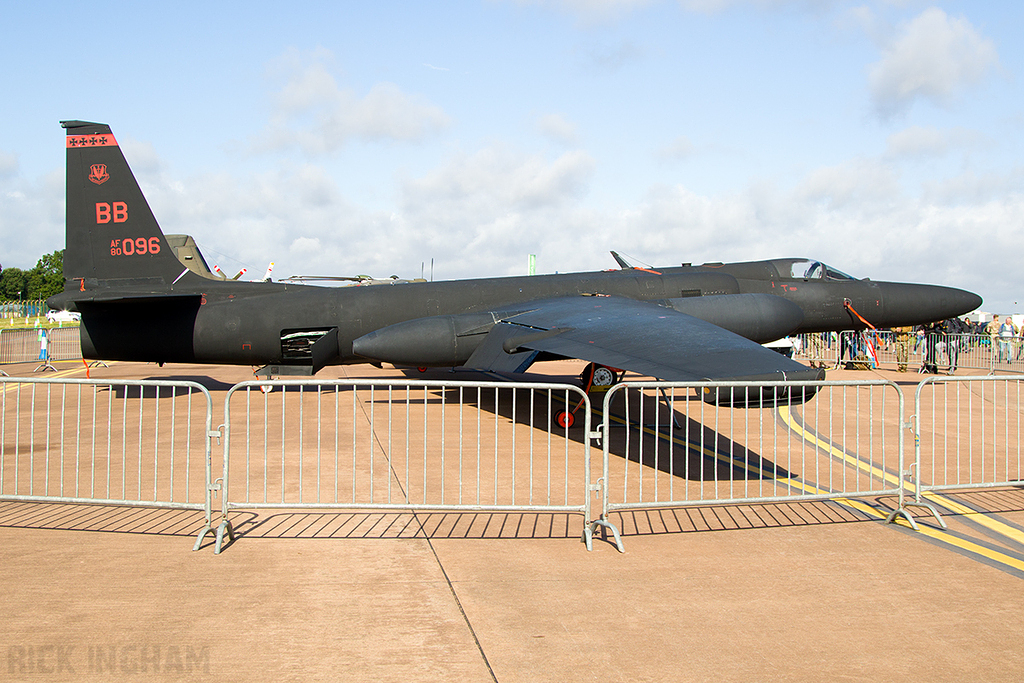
[96,202,128,224]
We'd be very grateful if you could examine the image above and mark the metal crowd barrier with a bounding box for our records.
[0,329,47,365]
[592,380,911,549]
[795,332,1021,375]
[209,379,597,553]
[3,373,1023,555]
[0,377,218,549]
[44,327,83,362]
[0,327,83,365]
[913,376,1024,503]
[910,333,1007,374]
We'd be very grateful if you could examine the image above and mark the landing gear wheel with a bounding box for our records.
[260,384,274,394]
[554,409,575,429]
[592,366,615,387]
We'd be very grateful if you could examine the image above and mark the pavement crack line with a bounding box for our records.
[352,386,500,682]
[420,523,500,683]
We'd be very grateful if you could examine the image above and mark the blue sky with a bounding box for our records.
[1,0,1021,311]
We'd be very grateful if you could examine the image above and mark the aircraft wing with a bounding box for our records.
[466,296,822,383]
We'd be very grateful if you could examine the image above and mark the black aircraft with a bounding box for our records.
[49,120,981,413]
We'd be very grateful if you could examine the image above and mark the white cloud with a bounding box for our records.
[922,168,1024,206]
[289,236,322,254]
[5,115,1011,311]
[119,136,164,176]
[868,7,999,118]
[602,169,1018,309]
[579,39,645,71]
[108,133,1021,307]
[256,48,450,154]
[0,169,64,270]
[677,0,745,12]
[884,125,981,160]
[395,146,598,274]
[657,135,695,161]
[128,142,600,281]
[794,158,901,212]
[536,113,579,144]
[0,151,18,179]
[510,0,840,18]
[508,0,657,22]
[679,0,843,14]
[403,146,595,211]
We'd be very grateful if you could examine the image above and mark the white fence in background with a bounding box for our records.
[0,327,82,366]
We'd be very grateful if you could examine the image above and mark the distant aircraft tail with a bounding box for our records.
[61,120,192,289]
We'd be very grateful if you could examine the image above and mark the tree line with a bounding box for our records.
[0,250,64,300]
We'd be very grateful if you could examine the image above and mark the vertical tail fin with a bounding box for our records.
[62,120,188,288]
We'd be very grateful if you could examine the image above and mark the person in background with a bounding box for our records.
[998,316,1018,363]
[989,315,1000,361]
[921,321,942,374]
[894,325,912,372]
[807,332,826,369]
[943,317,966,374]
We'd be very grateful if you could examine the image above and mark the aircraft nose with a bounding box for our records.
[878,282,982,326]
[949,287,983,316]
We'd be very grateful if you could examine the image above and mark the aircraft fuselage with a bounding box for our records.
[62,259,980,371]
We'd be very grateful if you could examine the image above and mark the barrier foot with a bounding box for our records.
[905,500,947,529]
[214,518,235,555]
[582,519,624,553]
[192,523,215,551]
[885,507,920,531]
[34,362,57,373]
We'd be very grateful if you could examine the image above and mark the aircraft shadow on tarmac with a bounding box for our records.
[382,380,796,483]
[98,375,238,398]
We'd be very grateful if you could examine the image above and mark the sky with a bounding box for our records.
[1,0,1022,312]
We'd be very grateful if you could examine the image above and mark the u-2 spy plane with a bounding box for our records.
[50,121,981,417]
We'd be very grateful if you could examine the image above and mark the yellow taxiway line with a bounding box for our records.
[603,396,1024,575]
[1,361,105,393]
[778,404,1024,574]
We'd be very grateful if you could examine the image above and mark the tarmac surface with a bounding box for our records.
[3,358,1024,682]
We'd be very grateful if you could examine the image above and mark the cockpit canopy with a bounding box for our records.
[772,258,858,281]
